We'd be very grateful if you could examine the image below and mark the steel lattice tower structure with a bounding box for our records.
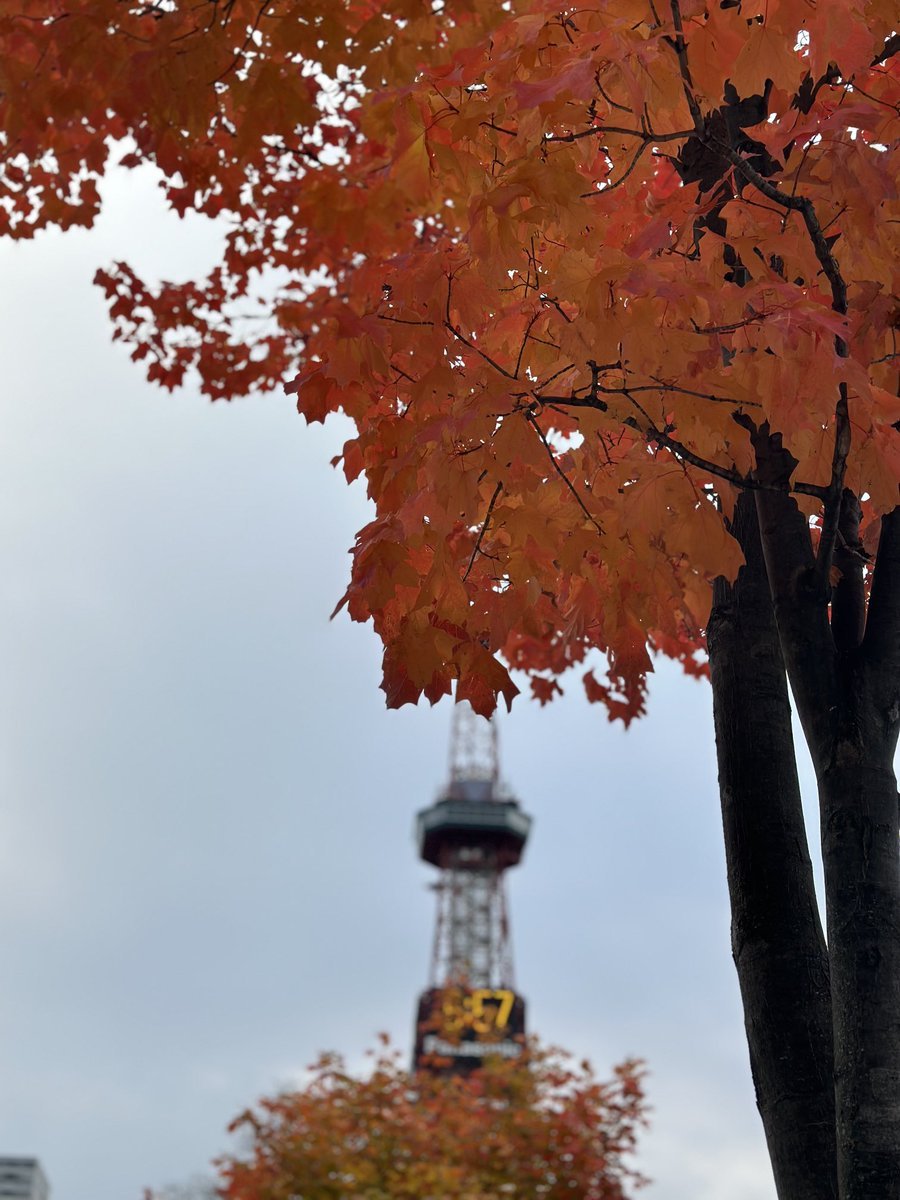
[413,703,532,1071]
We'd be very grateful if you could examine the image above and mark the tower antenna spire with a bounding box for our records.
[448,701,499,785]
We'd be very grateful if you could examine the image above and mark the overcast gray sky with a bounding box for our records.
[0,164,812,1200]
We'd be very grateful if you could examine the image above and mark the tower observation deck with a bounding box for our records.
[413,703,532,1072]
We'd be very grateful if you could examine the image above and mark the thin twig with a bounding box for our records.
[580,139,650,198]
[546,126,694,144]
[535,361,577,390]
[210,0,269,83]
[540,295,572,324]
[445,275,515,379]
[704,135,854,563]
[481,119,518,137]
[464,481,503,581]
[532,391,827,499]
[378,314,435,327]
[849,82,900,115]
[595,75,633,114]
[539,380,761,408]
[709,138,849,324]
[668,0,704,131]
[690,310,771,335]
[514,311,543,378]
[782,139,814,232]
[638,417,827,500]
[527,414,604,533]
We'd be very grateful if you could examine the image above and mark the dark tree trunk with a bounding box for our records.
[751,440,900,1198]
[708,493,837,1199]
[821,753,900,1199]
[822,507,900,1199]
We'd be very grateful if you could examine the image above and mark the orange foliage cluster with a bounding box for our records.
[4,1,897,719]
[218,1039,647,1199]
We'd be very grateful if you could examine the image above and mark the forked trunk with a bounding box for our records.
[752,460,900,1197]
[708,493,836,1199]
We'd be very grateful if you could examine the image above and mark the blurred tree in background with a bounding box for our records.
[217,1038,646,1200]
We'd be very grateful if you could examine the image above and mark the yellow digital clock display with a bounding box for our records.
[439,987,517,1036]
[413,985,527,1072]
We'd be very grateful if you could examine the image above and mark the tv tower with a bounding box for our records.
[413,702,532,1071]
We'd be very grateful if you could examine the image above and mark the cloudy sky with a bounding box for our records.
[0,164,820,1199]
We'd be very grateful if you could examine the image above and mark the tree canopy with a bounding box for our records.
[5,1,895,717]
[217,1039,647,1200]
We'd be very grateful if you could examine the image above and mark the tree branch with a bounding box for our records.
[533,392,827,500]
[210,0,270,83]
[527,414,603,534]
[709,139,849,323]
[379,314,435,327]
[445,275,516,379]
[751,426,838,764]
[540,378,761,409]
[547,125,694,144]
[581,139,650,198]
[514,311,543,379]
[707,139,852,586]
[463,481,503,581]
[668,0,704,132]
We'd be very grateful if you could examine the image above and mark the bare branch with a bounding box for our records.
[547,126,694,144]
[534,361,577,391]
[706,137,853,585]
[540,375,762,409]
[514,311,543,378]
[539,295,572,324]
[690,310,772,335]
[667,0,704,132]
[581,139,650,198]
[527,414,604,534]
[709,138,849,323]
[445,275,515,379]
[595,72,634,114]
[210,1,270,84]
[378,314,435,327]
[481,119,518,137]
[534,391,827,500]
[463,481,503,581]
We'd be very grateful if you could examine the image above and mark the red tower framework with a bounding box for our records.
[413,703,532,1072]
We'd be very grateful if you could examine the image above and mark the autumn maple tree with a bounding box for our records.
[3,2,898,1197]
[215,1038,646,1199]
